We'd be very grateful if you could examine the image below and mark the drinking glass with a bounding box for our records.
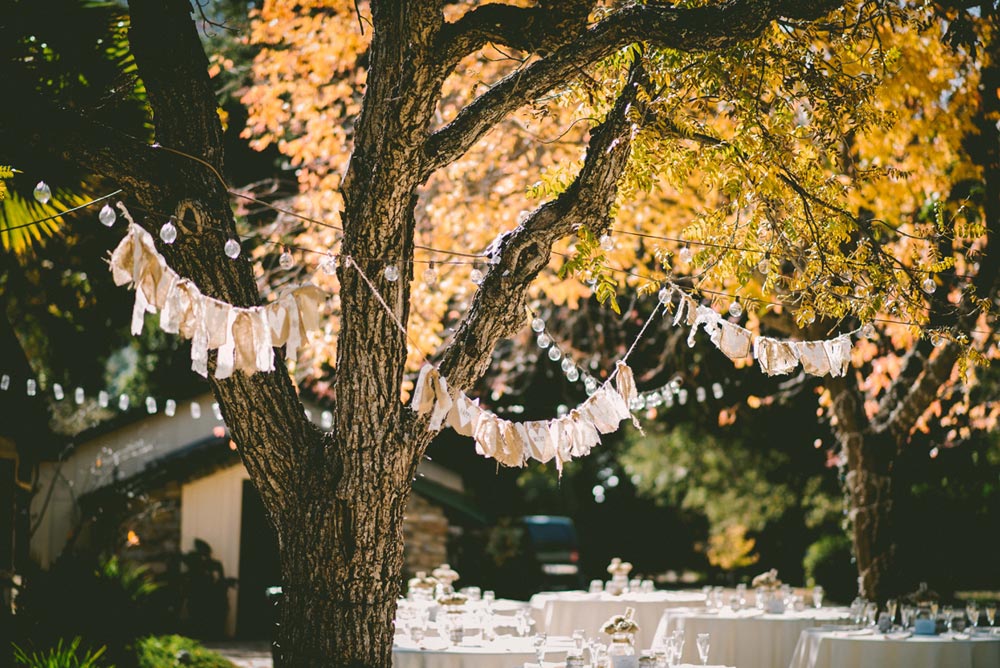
[483,590,496,609]
[409,624,425,648]
[901,605,916,629]
[967,602,980,633]
[696,633,711,665]
[591,579,605,594]
[943,606,954,633]
[573,629,586,651]
[864,601,878,626]
[887,598,898,626]
[533,632,547,666]
[812,585,824,609]
[671,629,685,664]
[630,578,642,593]
[702,585,713,608]
[986,604,997,627]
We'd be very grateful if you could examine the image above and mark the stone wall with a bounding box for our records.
[402,492,449,578]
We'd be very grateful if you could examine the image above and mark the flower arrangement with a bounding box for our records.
[432,563,460,586]
[601,607,640,635]
[606,557,633,578]
[407,571,438,591]
[436,592,468,607]
[751,568,782,590]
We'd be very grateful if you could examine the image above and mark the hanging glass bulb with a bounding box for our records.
[536,333,551,348]
[99,203,117,227]
[629,395,646,411]
[712,382,724,399]
[98,390,109,408]
[600,234,615,251]
[531,317,545,333]
[321,410,333,430]
[160,218,178,244]
[677,388,689,405]
[728,300,743,318]
[118,394,130,411]
[26,379,37,396]
[470,266,484,285]
[669,377,682,392]
[422,263,438,286]
[658,287,670,304]
[53,383,64,401]
[190,402,202,419]
[662,390,674,407]
[560,357,575,373]
[800,306,816,325]
[931,332,945,347]
[566,367,580,382]
[861,322,875,339]
[319,254,338,275]
[548,346,563,362]
[279,248,294,270]
[33,181,52,204]
[679,246,693,263]
[645,392,663,408]
[757,255,769,274]
[74,387,85,404]
[854,284,869,299]
[212,402,223,420]
[921,276,936,294]
[584,377,598,396]
[145,397,157,414]
[165,399,177,417]
[0,374,9,391]
[696,386,707,403]
[224,238,241,259]
[384,264,400,282]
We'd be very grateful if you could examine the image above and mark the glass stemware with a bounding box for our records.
[696,633,711,665]
[901,605,916,629]
[986,604,997,628]
[886,599,898,627]
[533,632,547,666]
[812,586,824,609]
[943,606,954,633]
[967,602,980,633]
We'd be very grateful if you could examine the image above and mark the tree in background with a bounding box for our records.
[3,1,999,666]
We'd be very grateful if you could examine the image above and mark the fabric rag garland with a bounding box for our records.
[411,361,638,473]
[665,287,854,378]
[108,220,325,379]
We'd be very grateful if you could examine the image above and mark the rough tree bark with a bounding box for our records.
[828,5,1000,602]
[6,0,851,665]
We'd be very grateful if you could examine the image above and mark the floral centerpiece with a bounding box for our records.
[751,569,786,613]
[606,557,633,595]
[601,607,639,667]
[436,592,469,608]
[601,607,640,636]
[407,571,438,602]
[432,563,460,597]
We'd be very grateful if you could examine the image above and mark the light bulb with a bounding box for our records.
[422,264,438,285]
[548,346,563,362]
[74,387,85,404]
[26,379,37,396]
[319,254,338,275]
[696,387,707,403]
[99,203,117,227]
[757,256,769,274]
[531,317,545,333]
[712,382,724,399]
[384,265,400,282]
[658,287,670,304]
[145,397,157,414]
[279,250,294,270]
[98,390,109,408]
[800,307,816,325]
[646,392,663,408]
[561,357,574,373]
[160,219,178,244]
[33,181,52,204]
[119,394,130,411]
[212,402,223,420]
[679,246,693,263]
[931,332,945,347]
[190,402,202,419]
[0,374,8,391]
[728,300,743,318]
[470,267,484,285]
[854,284,869,299]
[630,396,646,411]
[537,333,551,349]
[922,277,936,294]
[669,377,682,392]
[165,399,176,417]
[600,234,615,251]
[662,390,674,407]
[566,368,580,382]
[53,383,64,401]
[224,238,241,259]
[861,322,875,339]
[677,388,689,405]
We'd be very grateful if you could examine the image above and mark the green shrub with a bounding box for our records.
[135,636,235,668]
[803,533,857,604]
[12,637,111,667]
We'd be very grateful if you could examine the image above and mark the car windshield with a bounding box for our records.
[523,519,576,552]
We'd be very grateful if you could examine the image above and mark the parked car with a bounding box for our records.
[519,515,583,591]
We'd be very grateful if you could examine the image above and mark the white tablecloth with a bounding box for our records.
[393,636,570,668]
[529,590,706,649]
[790,627,1000,668]
[653,607,852,668]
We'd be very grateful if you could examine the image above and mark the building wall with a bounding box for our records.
[180,464,249,638]
[402,492,449,577]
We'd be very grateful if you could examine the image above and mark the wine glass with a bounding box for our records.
[573,629,586,651]
[986,603,997,628]
[886,599,898,627]
[409,623,426,648]
[812,585,824,609]
[696,633,711,665]
[967,601,980,633]
[943,606,954,633]
[533,632,547,666]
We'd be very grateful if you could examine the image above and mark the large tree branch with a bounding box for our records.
[428,60,643,409]
[424,0,842,175]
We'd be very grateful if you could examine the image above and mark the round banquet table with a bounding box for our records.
[529,590,706,649]
[789,627,1000,668]
[652,607,853,668]
[393,636,571,668]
